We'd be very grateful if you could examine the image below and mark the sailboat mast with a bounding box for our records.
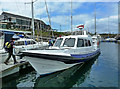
[71,0,73,33]
[25,0,37,39]
[108,16,109,38]
[31,0,35,39]
[94,3,96,35]
[44,0,53,37]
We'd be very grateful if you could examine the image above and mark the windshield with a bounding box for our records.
[15,41,25,46]
[54,38,63,47]
[63,38,75,47]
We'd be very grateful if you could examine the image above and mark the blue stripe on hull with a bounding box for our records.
[71,49,100,63]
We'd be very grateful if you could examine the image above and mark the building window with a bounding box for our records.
[16,19,21,24]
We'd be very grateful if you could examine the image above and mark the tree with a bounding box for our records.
[6,22,11,29]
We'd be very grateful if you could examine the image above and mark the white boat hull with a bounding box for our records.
[25,56,79,75]
[22,32,101,75]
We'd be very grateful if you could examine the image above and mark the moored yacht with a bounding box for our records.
[13,38,48,55]
[92,34,101,47]
[104,38,116,42]
[22,30,100,75]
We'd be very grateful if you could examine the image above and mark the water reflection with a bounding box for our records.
[2,66,35,88]
[34,54,100,88]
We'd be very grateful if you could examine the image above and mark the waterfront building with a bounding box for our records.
[0,12,51,31]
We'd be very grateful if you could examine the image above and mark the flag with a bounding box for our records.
[77,25,84,29]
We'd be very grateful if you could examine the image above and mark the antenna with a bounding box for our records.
[60,25,61,32]
[71,0,73,33]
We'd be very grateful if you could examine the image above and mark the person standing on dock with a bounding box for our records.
[4,38,18,65]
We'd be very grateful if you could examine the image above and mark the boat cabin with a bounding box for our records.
[14,38,37,46]
[13,38,40,55]
[53,35,93,48]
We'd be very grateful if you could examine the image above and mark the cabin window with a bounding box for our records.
[63,38,75,47]
[27,41,31,45]
[15,41,24,46]
[92,38,96,40]
[85,39,88,46]
[54,38,63,47]
[20,41,24,45]
[30,41,36,44]
[84,40,91,47]
[14,42,19,46]
[88,40,91,46]
[25,41,27,45]
[77,39,84,47]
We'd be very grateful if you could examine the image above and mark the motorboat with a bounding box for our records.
[104,38,116,42]
[13,38,48,55]
[92,34,101,47]
[22,30,100,75]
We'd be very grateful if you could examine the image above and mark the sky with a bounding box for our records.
[0,0,119,34]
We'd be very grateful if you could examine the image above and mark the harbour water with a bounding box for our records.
[1,42,119,88]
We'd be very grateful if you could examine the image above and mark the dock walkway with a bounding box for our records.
[0,58,29,78]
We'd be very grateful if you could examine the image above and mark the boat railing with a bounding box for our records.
[72,30,89,35]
